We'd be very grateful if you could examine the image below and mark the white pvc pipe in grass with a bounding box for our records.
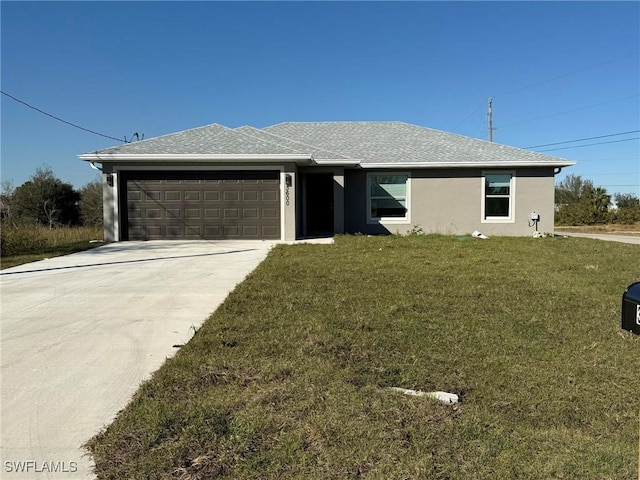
[388,387,459,405]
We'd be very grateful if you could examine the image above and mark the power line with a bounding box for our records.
[594,184,640,187]
[496,52,639,98]
[587,173,640,176]
[1,90,125,143]
[523,130,640,149]
[452,52,639,132]
[536,137,640,152]
[571,157,639,161]
[496,94,639,130]
[452,103,485,131]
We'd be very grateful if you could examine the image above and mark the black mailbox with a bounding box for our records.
[621,282,640,335]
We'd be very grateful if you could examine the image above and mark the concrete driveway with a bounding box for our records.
[556,232,640,244]
[0,240,275,479]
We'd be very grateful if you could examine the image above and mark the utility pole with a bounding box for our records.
[487,97,493,142]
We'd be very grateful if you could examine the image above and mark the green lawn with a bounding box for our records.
[86,235,640,479]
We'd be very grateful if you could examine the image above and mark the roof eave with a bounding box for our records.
[313,159,361,166]
[78,153,315,164]
[359,160,576,169]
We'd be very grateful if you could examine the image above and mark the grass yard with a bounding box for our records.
[86,235,640,479]
[0,225,104,269]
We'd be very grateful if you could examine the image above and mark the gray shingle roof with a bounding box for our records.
[263,121,571,166]
[234,126,352,160]
[83,120,574,167]
[92,123,303,156]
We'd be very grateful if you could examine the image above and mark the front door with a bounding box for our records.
[305,173,334,235]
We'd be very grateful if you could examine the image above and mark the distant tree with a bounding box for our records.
[614,192,640,210]
[555,174,595,205]
[555,174,610,225]
[590,187,611,216]
[12,165,80,227]
[0,180,16,222]
[611,192,640,224]
[80,177,103,227]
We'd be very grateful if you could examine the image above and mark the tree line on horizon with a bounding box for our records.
[554,174,640,225]
[0,165,103,229]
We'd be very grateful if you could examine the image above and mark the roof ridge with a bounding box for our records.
[241,126,352,159]
[398,121,573,162]
[270,120,404,126]
[144,122,231,139]
[230,126,303,155]
[84,122,231,153]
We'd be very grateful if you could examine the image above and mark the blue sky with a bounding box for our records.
[2,1,639,197]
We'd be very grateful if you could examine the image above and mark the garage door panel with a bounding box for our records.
[262,226,279,237]
[222,225,240,237]
[129,191,142,201]
[184,191,201,201]
[262,191,278,201]
[145,208,162,219]
[243,208,258,219]
[204,226,221,237]
[242,191,258,201]
[204,208,220,219]
[145,226,162,237]
[185,226,202,237]
[125,171,280,240]
[204,191,220,201]
[184,209,201,219]
[164,191,181,201]
[223,191,239,201]
[242,226,259,237]
[166,208,181,219]
[262,208,278,219]
[144,190,162,201]
[223,208,239,219]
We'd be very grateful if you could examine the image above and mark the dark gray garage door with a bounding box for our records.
[122,171,280,240]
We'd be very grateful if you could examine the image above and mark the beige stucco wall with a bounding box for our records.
[101,165,117,242]
[345,168,557,237]
[333,169,345,235]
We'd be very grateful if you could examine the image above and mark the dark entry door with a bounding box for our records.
[305,173,334,234]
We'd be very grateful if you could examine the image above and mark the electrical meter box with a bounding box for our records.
[621,282,640,335]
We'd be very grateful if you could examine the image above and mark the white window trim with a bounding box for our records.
[481,170,516,224]
[366,172,411,224]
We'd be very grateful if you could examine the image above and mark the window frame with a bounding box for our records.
[481,170,515,223]
[366,172,411,224]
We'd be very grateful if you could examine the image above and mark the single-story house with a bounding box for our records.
[78,121,575,242]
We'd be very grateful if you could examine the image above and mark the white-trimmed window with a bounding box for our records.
[482,172,515,222]
[367,173,410,223]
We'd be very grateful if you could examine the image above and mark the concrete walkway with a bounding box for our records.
[555,232,640,244]
[0,240,276,479]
